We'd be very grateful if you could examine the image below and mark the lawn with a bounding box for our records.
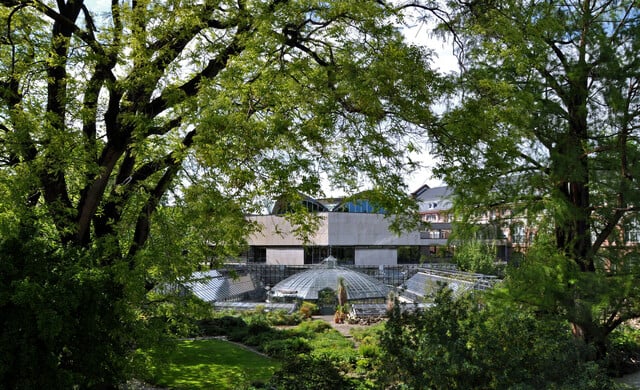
[145,338,281,389]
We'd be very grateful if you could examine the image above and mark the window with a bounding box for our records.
[624,217,640,244]
[247,247,267,263]
[511,223,526,244]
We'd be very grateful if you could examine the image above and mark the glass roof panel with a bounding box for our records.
[270,258,389,300]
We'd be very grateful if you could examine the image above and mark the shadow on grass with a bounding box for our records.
[147,339,280,389]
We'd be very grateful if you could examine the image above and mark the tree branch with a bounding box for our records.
[146,30,247,118]
[127,130,196,259]
[30,0,107,56]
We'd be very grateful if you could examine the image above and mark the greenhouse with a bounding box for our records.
[268,256,390,303]
[401,268,498,301]
[176,270,261,303]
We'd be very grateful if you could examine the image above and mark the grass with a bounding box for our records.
[145,338,280,389]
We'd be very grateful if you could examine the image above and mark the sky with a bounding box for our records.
[83,0,455,192]
[402,23,457,191]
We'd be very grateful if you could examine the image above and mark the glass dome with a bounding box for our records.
[269,257,389,301]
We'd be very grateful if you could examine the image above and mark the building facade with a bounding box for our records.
[244,183,575,266]
[412,185,455,256]
[246,211,427,265]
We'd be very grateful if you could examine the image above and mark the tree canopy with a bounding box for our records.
[0,0,437,253]
[0,0,439,386]
[428,0,640,354]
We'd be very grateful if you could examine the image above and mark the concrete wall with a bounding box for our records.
[248,213,424,247]
[326,213,423,245]
[247,215,329,246]
[266,248,305,265]
[354,248,397,266]
[248,213,429,266]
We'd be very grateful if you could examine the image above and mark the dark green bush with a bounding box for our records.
[244,328,286,347]
[196,315,247,337]
[261,337,311,359]
[267,354,351,390]
[605,325,640,376]
[227,326,251,342]
[0,228,155,388]
[378,287,618,389]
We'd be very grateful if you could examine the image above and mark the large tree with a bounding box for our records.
[428,0,640,356]
[0,0,437,386]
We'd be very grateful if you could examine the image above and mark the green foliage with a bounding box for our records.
[606,326,640,377]
[499,236,640,358]
[266,354,351,390]
[430,0,640,354]
[308,331,359,370]
[196,316,248,337]
[292,319,334,336]
[299,301,319,319]
[397,245,425,264]
[317,288,338,311]
[261,337,312,360]
[0,227,153,388]
[264,309,305,326]
[0,0,438,384]
[453,240,498,274]
[498,237,579,312]
[150,311,382,389]
[234,316,362,385]
[378,287,618,389]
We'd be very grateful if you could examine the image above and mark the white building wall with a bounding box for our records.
[266,248,305,265]
[354,248,397,266]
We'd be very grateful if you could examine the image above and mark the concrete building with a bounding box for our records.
[244,184,533,265]
[245,192,438,266]
[246,211,427,265]
[243,179,640,267]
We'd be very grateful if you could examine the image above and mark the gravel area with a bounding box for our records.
[314,315,370,337]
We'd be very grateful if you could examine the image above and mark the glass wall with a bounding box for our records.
[304,246,355,264]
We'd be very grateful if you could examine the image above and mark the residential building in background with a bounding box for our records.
[412,185,454,257]
[243,179,640,267]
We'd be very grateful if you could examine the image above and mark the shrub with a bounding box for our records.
[246,319,272,336]
[605,325,640,376]
[266,309,304,326]
[244,328,286,348]
[358,342,381,360]
[261,337,311,359]
[299,301,319,319]
[227,326,250,343]
[378,287,617,389]
[267,355,350,390]
[293,319,332,337]
[350,322,384,342]
[196,315,247,337]
[453,240,497,274]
